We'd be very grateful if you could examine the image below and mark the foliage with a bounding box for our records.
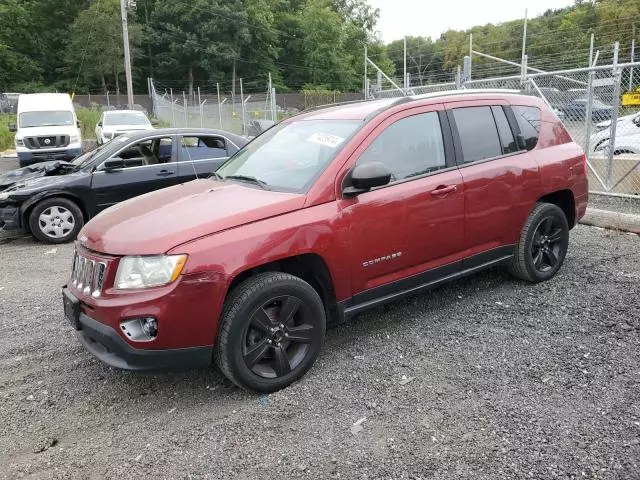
[0,114,16,151]
[0,0,637,94]
[76,108,102,139]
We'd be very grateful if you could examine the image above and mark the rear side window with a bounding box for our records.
[452,106,502,163]
[357,112,447,181]
[491,106,519,154]
[512,106,541,151]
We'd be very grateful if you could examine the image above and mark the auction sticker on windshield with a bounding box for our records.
[306,133,345,148]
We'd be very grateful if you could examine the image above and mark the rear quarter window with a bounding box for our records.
[512,106,541,151]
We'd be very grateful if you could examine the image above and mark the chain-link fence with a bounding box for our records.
[372,60,640,199]
[150,79,277,137]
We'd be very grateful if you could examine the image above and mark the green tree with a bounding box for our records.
[64,0,141,94]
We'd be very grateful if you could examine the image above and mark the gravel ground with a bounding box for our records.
[1,156,640,479]
[1,221,639,479]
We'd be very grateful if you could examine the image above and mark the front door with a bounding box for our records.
[338,106,465,303]
[90,135,178,212]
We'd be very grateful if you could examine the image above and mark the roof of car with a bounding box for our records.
[112,127,248,144]
[294,89,539,121]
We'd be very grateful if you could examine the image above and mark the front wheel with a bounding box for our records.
[215,273,326,392]
[509,202,569,283]
[28,197,84,244]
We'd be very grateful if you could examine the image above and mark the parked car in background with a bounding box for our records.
[556,97,613,122]
[61,91,588,392]
[95,110,156,145]
[589,112,640,154]
[11,93,82,167]
[0,128,247,243]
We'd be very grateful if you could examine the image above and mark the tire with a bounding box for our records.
[28,197,84,244]
[215,272,326,393]
[509,202,569,283]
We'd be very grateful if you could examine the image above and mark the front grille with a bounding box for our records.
[70,251,107,298]
[24,135,70,150]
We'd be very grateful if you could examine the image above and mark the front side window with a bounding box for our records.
[19,111,74,128]
[217,120,360,192]
[512,106,541,151]
[179,136,228,161]
[110,137,174,168]
[356,112,447,181]
[452,106,502,163]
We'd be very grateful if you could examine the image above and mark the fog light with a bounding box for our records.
[120,317,158,342]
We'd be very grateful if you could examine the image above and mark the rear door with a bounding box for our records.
[90,135,178,212]
[445,101,542,264]
[177,134,233,182]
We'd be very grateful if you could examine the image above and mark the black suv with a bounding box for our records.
[0,128,247,243]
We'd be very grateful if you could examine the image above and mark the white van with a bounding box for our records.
[10,93,82,167]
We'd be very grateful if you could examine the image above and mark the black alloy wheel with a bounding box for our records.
[530,216,565,273]
[215,272,326,392]
[509,202,569,283]
[243,295,316,379]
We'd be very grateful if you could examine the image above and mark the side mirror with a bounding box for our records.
[97,122,102,127]
[343,161,391,196]
[151,119,159,126]
[8,123,17,132]
[77,121,81,128]
[103,158,125,171]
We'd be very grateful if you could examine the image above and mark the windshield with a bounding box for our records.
[19,111,74,128]
[104,112,150,126]
[217,119,360,192]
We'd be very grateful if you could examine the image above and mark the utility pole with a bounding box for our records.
[404,37,407,90]
[630,24,636,91]
[521,8,528,80]
[120,0,134,109]
[364,44,368,99]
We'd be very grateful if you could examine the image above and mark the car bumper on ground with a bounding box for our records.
[17,146,82,166]
[63,287,213,371]
[0,204,21,230]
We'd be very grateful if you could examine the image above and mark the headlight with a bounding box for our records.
[70,135,81,143]
[15,137,24,147]
[115,255,187,289]
[0,192,9,201]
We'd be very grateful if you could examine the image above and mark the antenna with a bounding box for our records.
[182,136,199,181]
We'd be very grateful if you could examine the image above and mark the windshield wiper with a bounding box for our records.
[224,174,270,190]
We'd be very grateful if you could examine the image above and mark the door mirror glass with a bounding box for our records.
[344,161,391,195]
[8,123,17,132]
[103,158,125,171]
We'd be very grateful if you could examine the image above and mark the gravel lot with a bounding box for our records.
[1,157,640,479]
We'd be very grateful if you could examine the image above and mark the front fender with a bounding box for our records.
[19,190,87,223]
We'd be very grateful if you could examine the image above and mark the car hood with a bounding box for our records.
[103,125,153,133]
[79,179,305,255]
[595,113,638,130]
[0,161,73,191]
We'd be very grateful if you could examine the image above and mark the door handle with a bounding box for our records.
[430,185,457,196]
[156,170,174,177]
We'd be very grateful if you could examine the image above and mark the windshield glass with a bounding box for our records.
[19,111,74,128]
[217,119,360,192]
[71,135,131,168]
[104,112,150,126]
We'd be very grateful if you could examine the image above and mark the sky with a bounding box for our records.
[367,0,575,43]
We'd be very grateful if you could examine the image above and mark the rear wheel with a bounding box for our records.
[509,202,569,283]
[215,272,326,392]
[28,197,84,244]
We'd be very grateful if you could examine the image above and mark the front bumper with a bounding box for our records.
[17,146,82,166]
[0,204,21,230]
[64,287,213,371]
[76,312,212,370]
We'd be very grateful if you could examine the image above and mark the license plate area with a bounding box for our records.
[62,288,81,330]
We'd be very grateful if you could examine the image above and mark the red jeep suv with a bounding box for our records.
[62,91,588,392]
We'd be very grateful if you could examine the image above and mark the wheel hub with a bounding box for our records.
[270,324,286,344]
